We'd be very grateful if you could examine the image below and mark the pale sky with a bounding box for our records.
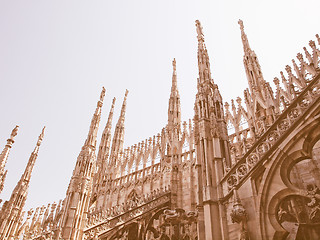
[0,0,319,211]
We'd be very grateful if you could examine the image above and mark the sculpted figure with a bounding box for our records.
[306,184,320,222]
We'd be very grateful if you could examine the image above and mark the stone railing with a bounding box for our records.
[225,36,320,162]
[84,189,171,239]
[112,162,161,189]
[221,72,320,195]
[16,200,63,240]
[228,128,255,164]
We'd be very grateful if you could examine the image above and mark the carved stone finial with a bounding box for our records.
[230,189,247,224]
[100,87,106,102]
[236,97,242,105]
[10,125,19,140]
[27,208,34,218]
[172,58,176,73]
[273,77,280,86]
[97,87,106,108]
[296,52,304,62]
[238,19,244,30]
[224,102,229,110]
[309,40,316,48]
[111,97,116,108]
[230,189,250,239]
[231,99,236,110]
[195,20,204,41]
[36,127,45,146]
[316,34,320,45]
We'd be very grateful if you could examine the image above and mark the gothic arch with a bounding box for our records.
[143,207,169,239]
[303,123,320,154]
[279,149,311,192]
[108,222,139,240]
[257,115,320,239]
[267,188,297,232]
[126,189,140,201]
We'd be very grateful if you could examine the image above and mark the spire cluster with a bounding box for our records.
[0,127,45,240]
[225,20,320,167]
[1,19,320,240]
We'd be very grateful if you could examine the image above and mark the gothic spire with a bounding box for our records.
[20,127,45,183]
[0,125,19,194]
[238,19,276,126]
[93,97,116,196]
[60,88,105,240]
[238,19,251,52]
[0,127,45,240]
[96,97,116,173]
[171,58,178,95]
[194,20,223,121]
[196,20,212,85]
[168,58,181,130]
[109,90,128,167]
[193,21,228,239]
[238,19,266,95]
[85,87,106,149]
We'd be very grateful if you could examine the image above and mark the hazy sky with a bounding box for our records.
[1,0,320,211]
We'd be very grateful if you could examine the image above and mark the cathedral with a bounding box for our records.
[0,19,320,240]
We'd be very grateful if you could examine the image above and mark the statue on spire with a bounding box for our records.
[195,20,204,41]
[238,19,244,31]
[172,58,177,73]
[10,126,19,140]
[100,87,106,102]
[238,19,251,51]
[36,127,45,147]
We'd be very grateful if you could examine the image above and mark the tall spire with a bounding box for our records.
[0,127,45,240]
[0,125,19,194]
[60,87,105,240]
[238,19,266,95]
[194,20,228,240]
[196,20,212,84]
[238,19,276,126]
[171,58,178,94]
[109,90,128,170]
[96,97,116,174]
[93,98,116,199]
[20,127,45,183]
[85,87,106,149]
[238,19,251,52]
[194,20,223,121]
[168,58,181,130]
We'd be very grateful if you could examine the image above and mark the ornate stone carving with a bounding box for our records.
[230,189,250,240]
